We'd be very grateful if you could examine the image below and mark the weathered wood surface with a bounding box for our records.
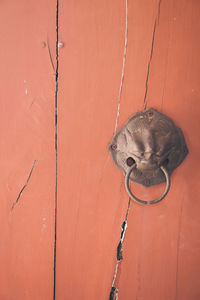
[0,1,56,299]
[0,1,200,299]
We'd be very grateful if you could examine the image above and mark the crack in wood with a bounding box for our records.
[114,0,128,135]
[11,160,37,211]
[47,35,56,73]
[143,0,162,110]
[109,198,131,299]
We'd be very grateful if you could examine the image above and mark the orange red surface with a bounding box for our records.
[0,1,200,299]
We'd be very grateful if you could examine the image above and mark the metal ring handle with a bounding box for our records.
[125,165,170,205]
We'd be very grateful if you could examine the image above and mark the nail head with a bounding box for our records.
[41,41,46,48]
[58,41,64,48]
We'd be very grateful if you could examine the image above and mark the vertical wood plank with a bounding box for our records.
[56,1,161,299]
[0,1,56,299]
[119,0,200,300]
[58,0,200,299]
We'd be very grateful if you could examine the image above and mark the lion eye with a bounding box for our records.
[126,157,136,166]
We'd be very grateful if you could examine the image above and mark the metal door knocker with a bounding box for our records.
[109,108,188,205]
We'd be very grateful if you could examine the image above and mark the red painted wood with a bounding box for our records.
[0,1,56,299]
[0,1,200,299]
[57,1,200,300]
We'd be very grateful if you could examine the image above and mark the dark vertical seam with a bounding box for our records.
[53,0,59,299]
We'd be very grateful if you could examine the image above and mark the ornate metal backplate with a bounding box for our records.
[109,108,188,187]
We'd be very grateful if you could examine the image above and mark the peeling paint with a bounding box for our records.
[109,198,131,298]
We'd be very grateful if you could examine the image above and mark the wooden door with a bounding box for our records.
[0,1,200,300]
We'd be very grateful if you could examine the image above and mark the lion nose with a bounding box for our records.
[138,152,158,170]
[144,152,153,161]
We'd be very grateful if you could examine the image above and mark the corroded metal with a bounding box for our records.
[109,108,188,187]
[125,165,170,205]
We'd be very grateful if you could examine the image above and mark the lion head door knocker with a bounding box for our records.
[109,108,188,205]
